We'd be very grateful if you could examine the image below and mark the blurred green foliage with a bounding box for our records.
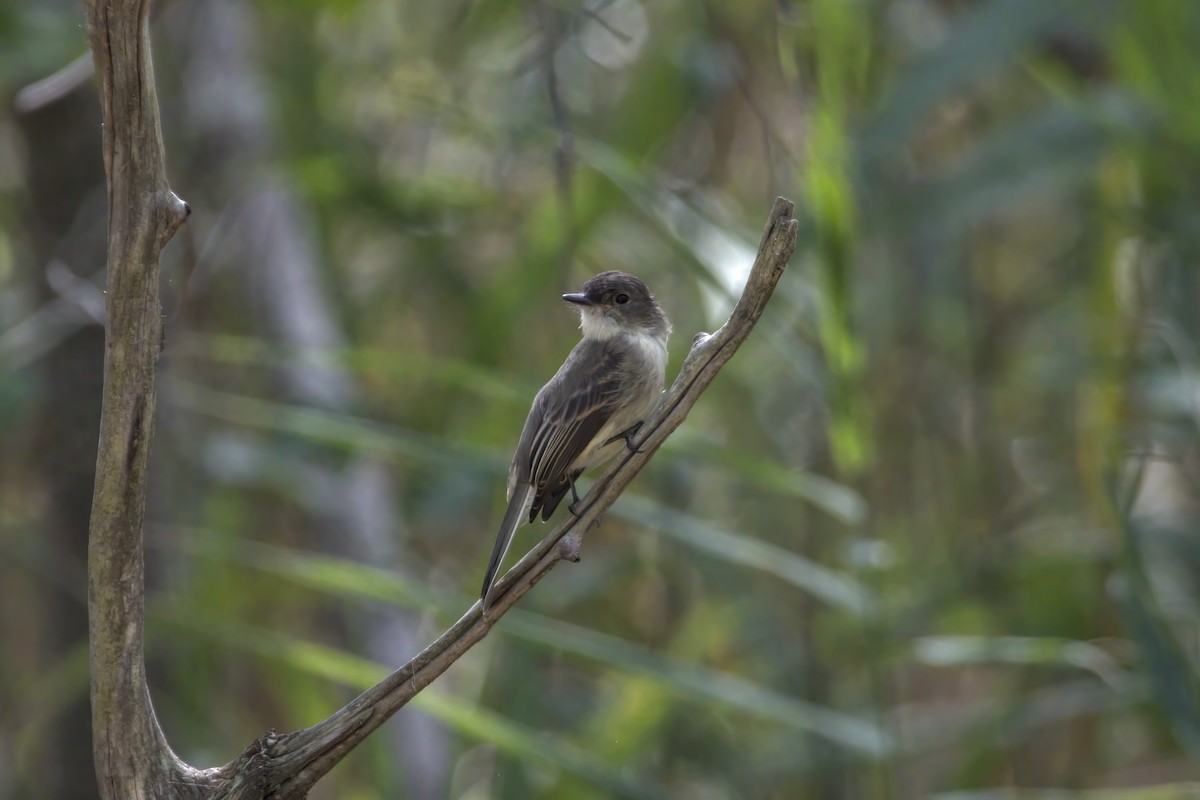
[2,0,1200,797]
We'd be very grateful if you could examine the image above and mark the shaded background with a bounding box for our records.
[1,0,1199,797]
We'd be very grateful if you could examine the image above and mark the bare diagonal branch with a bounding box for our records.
[209,197,799,799]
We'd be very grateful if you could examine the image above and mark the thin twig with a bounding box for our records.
[14,52,94,113]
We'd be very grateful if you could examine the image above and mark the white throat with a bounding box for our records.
[579,309,669,375]
[579,309,626,341]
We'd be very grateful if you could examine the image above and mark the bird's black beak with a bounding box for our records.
[562,292,592,306]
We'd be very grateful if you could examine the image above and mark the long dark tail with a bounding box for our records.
[481,482,534,611]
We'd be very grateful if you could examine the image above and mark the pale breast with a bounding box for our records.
[574,330,668,471]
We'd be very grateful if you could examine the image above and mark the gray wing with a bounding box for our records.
[512,338,626,521]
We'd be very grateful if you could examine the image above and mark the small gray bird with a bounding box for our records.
[481,271,671,611]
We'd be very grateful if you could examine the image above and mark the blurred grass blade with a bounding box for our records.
[612,494,873,615]
[913,636,1126,687]
[499,612,890,757]
[669,437,868,527]
[168,380,505,471]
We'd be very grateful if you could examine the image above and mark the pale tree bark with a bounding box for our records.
[83,0,194,796]
[83,1,797,796]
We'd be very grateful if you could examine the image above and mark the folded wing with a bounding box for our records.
[519,340,625,521]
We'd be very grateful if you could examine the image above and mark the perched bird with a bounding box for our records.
[480,271,671,611]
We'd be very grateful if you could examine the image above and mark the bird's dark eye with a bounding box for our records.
[614,293,630,305]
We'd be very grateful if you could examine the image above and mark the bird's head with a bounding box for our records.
[563,271,671,341]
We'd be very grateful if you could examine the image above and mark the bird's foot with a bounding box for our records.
[604,421,645,453]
